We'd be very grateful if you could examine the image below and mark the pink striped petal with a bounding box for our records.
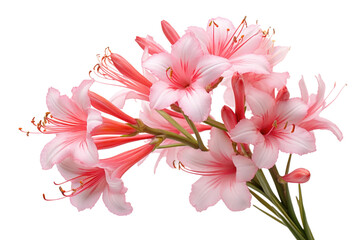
[252,138,279,169]
[232,155,258,182]
[276,127,316,155]
[143,52,172,83]
[71,80,94,111]
[230,119,262,145]
[149,81,182,110]
[299,116,343,141]
[230,54,270,74]
[178,87,211,122]
[208,128,235,160]
[196,55,231,87]
[189,176,222,212]
[220,180,251,211]
[276,98,308,124]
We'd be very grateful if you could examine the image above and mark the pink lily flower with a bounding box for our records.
[143,32,231,122]
[187,17,270,74]
[298,75,343,141]
[178,128,257,212]
[230,89,316,169]
[48,157,133,216]
[40,80,103,170]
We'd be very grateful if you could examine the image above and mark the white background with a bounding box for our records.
[1,0,359,239]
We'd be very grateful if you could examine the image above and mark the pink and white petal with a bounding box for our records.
[207,17,236,52]
[71,80,94,111]
[72,135,99,166]
[220,180,252,211]
[46,88,86,121]
[232,155,258,182]
[143,52,172,82]
[70,178,106,211]
[245,87,275,116]
[230,119,262,145]
[186,26,210,53]
[87,108,103,134]
[189,176,222,212]
[40,134,74,170]
[110,89,149,109]
[276,127,316,155]
[230,54,271,75]
[269,46,291,66]
[298,77,309,103]
[276,98,307,124]
[149,81,182,110]
[253,72,289,90]
[103,173,133,216]
[178,87,211,122]
[178,147,217,172]
[171,33,204,71]
[208,128,235,160]
[232,24,263,56]
[196,55,231,87]
[252,139,279,169]
[299,116,343,141]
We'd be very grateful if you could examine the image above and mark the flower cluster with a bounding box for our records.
[25,17,342,218]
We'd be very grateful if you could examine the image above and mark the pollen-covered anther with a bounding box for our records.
[166,67,173,79]
[283,121,289,129]
[291,124,296,133]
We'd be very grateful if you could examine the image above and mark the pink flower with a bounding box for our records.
[230,89,316,169]
[40,80,103,170]
[298,75,343,141]
[178,128,257,212]
[280,168,311,184]
[187,17,270,74]
[143,33,231,122]
[49,157,133,216]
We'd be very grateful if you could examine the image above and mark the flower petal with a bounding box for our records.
[87,108,103,134]
[276,126,316,155]
[230,54,270,74]
[189,176,222,212]
[220,180,252,211]
[208,128,235,160]
[71,80,94,111]
[276,98,307,124]
[230,119,262,145]
[195,55,231,87]
[143,52,172,82]
[102,173,133,216]
[232,155,258,182]
[178,87,211,122]
[252,138,279,169]
[149,81,182,110]
[299,116,343,141]
[186,26,209,53]
[245,87,275,116]
[72,135,99,166]
[40,134,73,170]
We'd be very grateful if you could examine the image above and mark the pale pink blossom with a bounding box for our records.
[187,17,270,74]
[40,80,103,170]
[230,89,316,169]
[178,128,257,212]
[51,157,133,216]
[281,168,311,184]
[143,33,231,122]
[298,75,343,141]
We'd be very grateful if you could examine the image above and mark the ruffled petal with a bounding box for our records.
[230,119,262,145]
[232,155,258,182]
[220,180,252,211]
[87,108,103,134]
[299,116,343,141]
[178,87,211,122]
[149,81,182,110]
[102,173,133,216]
[70,179,106,211]
[71,80,94,111]
[72,135,99,166]
[252,138,279,169]
[189,176,222,212]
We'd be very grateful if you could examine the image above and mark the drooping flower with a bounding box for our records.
[40,80,103,170]
[298,75,343,141]
[46,157,133,216]
[143,32,231,122]
[177,128,257,212]
[230,89,316,169]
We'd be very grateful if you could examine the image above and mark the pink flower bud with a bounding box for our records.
[161,20,180,44]
[276,86,290,101]
[135,36,165,55]
[221,106,237,130]
[231,72,245,121]
[281,168,311,183]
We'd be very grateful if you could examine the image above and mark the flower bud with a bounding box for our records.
[280,168,311,184]
[161,20,180,44]
[221,106,237,130]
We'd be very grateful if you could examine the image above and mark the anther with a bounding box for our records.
[291,124,296,133]
[284,121,288,129]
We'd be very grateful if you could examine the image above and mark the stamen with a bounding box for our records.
[291,124,295,133]
[283,121,288,129]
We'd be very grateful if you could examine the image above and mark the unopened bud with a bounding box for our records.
[279,168,310,184]
[276,86,290,101]
[161,20,180,45]
[221,106,237,130]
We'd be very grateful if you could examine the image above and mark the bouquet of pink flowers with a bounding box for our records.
[22,17,343,240]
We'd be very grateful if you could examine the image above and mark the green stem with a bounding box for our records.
[269,165,288,206]
[156,143,187,149]
[182,113,207,151]
[156,110,197,143]
[203,117,227,131]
